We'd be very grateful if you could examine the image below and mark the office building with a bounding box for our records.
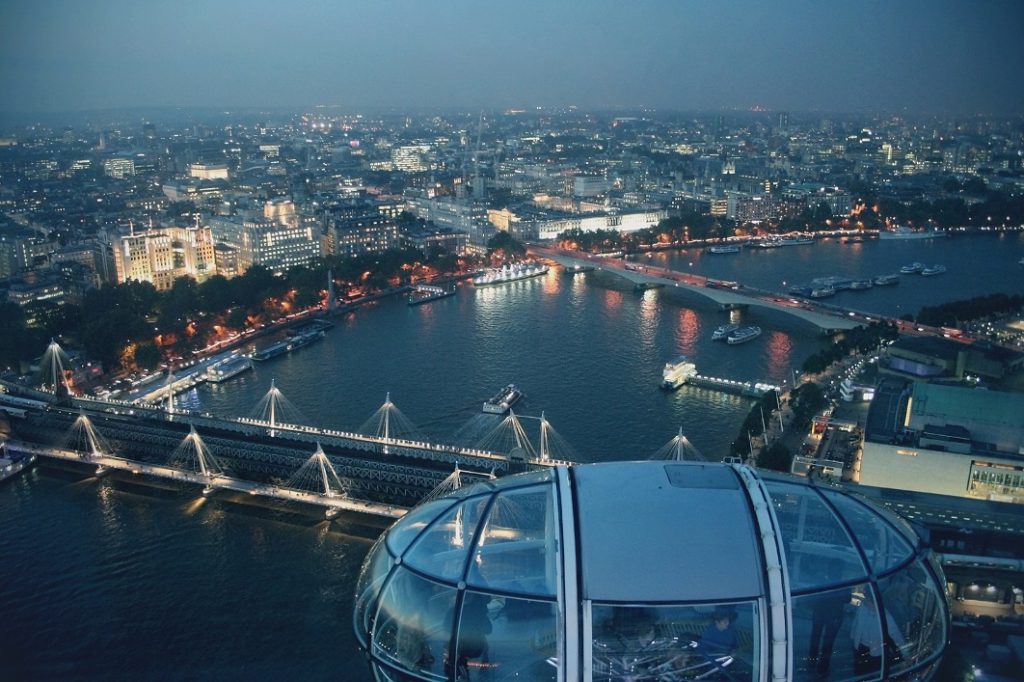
[113,225,217,291]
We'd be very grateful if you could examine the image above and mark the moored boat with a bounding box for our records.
[661,356,697,389]
[849,279,873,291]
[707,245,740,254]
[473,262,549,287]
[921,264,947,276]
[252,328,325,361]
[0,443,35,484]
[809,285,835,299]
[205,354,253,383]
[873,273,900,286]
[899,262,925,274]
[712,324,740,341]
[726,326,762,345]
[879,225,946,240]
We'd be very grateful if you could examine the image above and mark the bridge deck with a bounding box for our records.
[5,440,408,519]
[532,246,865,331]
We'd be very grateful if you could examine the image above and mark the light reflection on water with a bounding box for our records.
[3,235,1018,679]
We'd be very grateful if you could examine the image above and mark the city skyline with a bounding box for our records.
[2,0,1024,117]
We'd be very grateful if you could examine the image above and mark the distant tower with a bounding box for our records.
[776,111,790,133]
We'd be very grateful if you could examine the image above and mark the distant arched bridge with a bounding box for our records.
[531,245,866,332]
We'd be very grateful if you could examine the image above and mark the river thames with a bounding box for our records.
[2,233,1022,680]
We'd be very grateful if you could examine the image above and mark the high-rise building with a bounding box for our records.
[326,201,401,258]
[188,162,230,180]
[103,156,136,179]
[238,199,320,274]
[113,226,217,291]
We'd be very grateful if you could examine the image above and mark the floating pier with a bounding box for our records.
[685,373,780,398]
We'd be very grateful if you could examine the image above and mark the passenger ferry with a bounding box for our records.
[252,328,325,362]
[921,264,947,276]
[879,225,946,240]
[707,245,741,254]
[472,262,549,287]
[809,285,836,299]
[661,356,698,390]
[899,262,925,274]
[849,279,874,290]
[482,384,523,414]
[873,273,900,286]
[779,236,815,246]
[727,326,762,345]
[205,354,253,383]
[0,443,35,484]
[712,324,740,341]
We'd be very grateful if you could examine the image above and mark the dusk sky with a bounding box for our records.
[2,0,1023,115]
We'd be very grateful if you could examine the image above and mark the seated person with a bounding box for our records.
[699,607,738,656]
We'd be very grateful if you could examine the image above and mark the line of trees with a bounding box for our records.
[801,322,899,375]
[913,293,1023,327]
[0,246,459,374]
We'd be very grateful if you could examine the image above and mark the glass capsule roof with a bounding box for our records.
[355,462,948,682]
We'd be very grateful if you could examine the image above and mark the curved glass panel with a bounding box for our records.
[872,503,921,546]
[877,562,947,676]
[356,535,395,647]
[385,498,460,558]
[591,602,760,681]
[822,490,914,575]
[765,481,867,590]
[452,591,558,681]
[466,485,558,597]
[372,567,456,680]
[792,585,859,681]
[403,496,492,580]
[849,588,885,681]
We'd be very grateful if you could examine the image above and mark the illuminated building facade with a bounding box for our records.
[113,226,217,291]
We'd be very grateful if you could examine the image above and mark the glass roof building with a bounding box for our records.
[354,462,949,681]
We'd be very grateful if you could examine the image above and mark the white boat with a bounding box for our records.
[921,264,946,276]
[0,445,35,484]
[849,279,873,290]
[712,324,739,341]
[727,326,762,345]
[483,384,522,414]
[809,285,835,299]
[779,236,815,246]
[473,262,549,286]
[879,226,946,240]
[205,355,253,383]
[707,245,740,254]
[899,262,925,274]
[873,274,900,286]
[661,356,697,389]
[755,238,783,249]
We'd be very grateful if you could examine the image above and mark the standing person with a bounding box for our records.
[851,595,906,676]
[806,561,847,675]
[807,588,850,678]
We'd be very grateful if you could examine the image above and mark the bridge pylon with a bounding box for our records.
[651,427,706,462]
[285,443,347,517]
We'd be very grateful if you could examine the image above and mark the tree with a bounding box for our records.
[486,231,526,260]
[759,442,793,473]
[133,341,163,370]
[198,274,236,313]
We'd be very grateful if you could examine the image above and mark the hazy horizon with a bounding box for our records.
[2,0,1023,117]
